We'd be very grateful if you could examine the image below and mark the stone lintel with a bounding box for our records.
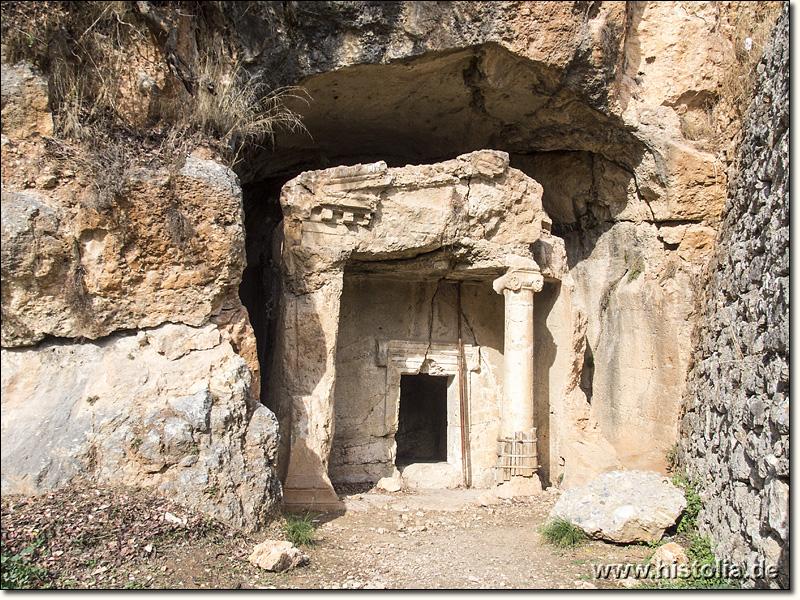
[375,339,479,372]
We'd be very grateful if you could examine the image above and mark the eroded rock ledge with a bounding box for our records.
[1,157,245,347]
[1,321,279,531]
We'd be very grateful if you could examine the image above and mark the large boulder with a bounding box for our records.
[1,321,281,531]
[550,470,686,543]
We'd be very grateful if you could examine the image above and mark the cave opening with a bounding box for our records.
[237,177,284,412]
[235,42,644,443]
[396,374,449,465]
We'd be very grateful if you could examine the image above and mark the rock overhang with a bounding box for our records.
[244,43,648,185]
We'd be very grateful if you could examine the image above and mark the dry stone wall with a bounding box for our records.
[678,6,788,588]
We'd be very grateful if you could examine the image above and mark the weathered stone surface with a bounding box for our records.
[550,471,686,543]
[274,150,576,507]
[279,150,544,281]
[560,439,623,489]
[649,542,689,567]
[0,2,779,543]
[375,477,402,493]
[679,7,789,589]
[565,220,697,473]
[248,540,308,572]
[0,322,281,531]
[1,157,245,346]
[0,59,53,139]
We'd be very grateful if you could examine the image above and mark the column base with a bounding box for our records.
[495,475,543,498]
[283,484,344,512]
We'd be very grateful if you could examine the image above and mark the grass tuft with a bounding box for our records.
[539,516,588,549]
[1,1,309,168]
[282,512,317,548]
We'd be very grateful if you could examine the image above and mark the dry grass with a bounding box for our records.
[705,1,784,147]
[186,49,309,162]
[1,1,309,167]
[721,2,783,117]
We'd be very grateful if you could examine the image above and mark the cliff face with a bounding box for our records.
[0,1,784,531]
[679,6,788,588]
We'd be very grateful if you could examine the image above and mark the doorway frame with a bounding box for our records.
[375,339,479,469]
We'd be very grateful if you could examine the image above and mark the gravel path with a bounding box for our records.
[263,487,651,589]
[2,483,652,589]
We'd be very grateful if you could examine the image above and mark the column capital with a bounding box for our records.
[492,267,544,295]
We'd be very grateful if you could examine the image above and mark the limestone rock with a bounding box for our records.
[649,542,688,566]
[1,157,245,347]
[278,150,551,508]
[0,322,281,531]
[211,294,262,406]
[561,439,623,489]
[280,150,545,280]
[399,463,461,491]
[376,477,401,493]
[550,470,687,543]
[567,220,697,473]
[0,60,53,138]
[248,540,308,572]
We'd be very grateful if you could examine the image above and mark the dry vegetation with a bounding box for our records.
[2,1,782,168]
[1,1,307,166]
[694,1,784,153]
[2,482,659,590]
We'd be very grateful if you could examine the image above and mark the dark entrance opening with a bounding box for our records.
[396,374,448,464]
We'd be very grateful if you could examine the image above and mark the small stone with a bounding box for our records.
[376,477,401,493]
[179,455,198,467]
[164,512,187,526]
[648,542,688,566]
[248,540,308,572]
[35,174,57,189]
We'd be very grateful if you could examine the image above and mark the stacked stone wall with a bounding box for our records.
[678,6,788,589]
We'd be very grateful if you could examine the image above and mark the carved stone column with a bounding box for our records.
[493,258,544,485]
[493,262,544,435]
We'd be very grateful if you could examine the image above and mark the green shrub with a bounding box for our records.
[0,538,50,589]
[671,474,702,534]
[686,532,715,566]
[539,516,588,549]
[283,512,317,547]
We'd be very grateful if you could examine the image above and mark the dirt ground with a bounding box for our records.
[1,481,653,589]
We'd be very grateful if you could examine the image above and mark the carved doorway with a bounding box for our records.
[396,374,449,464]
